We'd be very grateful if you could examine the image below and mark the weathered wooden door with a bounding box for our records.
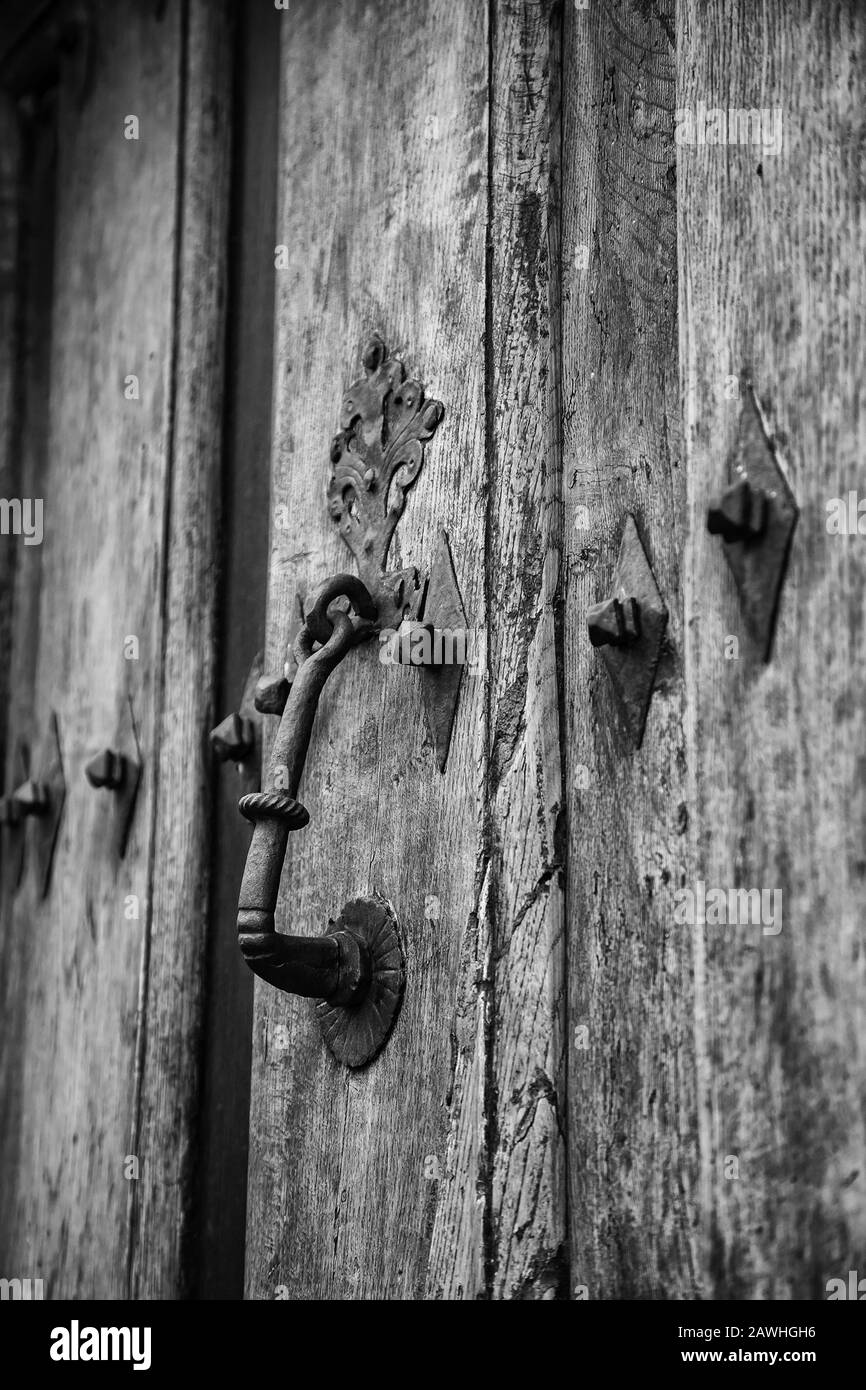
[2,0,865,1305]
[242,0,866,1301]
[239,0,563,1301]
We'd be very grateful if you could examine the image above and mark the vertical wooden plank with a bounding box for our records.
[488,0,567,1299]
[0,98,37,1236]
[0,95,20,781]
[130,0,233,1299]
[194,0,280,1301]
[245,0,488,1300]
[0,0,182,1297]
[562,0,699,1296]
[0,0,232,1299]
[0,94,54,813]
[679,0,866,1297]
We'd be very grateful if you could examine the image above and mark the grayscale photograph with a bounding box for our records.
[0,0,862,1362]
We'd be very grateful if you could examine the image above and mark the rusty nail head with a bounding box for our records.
[85,749,126,791]
[253,673,291,717]
[210,712,255,763]
[386,620,471,667]
[587,595,641,648]
[13,779,50,816]
[707,476,767,543]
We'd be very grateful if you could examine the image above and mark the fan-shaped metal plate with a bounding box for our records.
[316,895,405,1068]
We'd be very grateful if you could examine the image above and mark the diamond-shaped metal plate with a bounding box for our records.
[33,710,66,898]
[596,515,668,747]
[113,696,142,860]
[717,387,798,660]
[236,651,264,799]
[3,738,29,891]
[419,529,467,772]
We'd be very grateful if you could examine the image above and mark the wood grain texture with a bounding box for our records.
[0,95,21,784]
[130,0,233,1299]
[488,0,567,1300]
[679,0,866,1297]
[0,97,54,832]
[244,0,488,1300]
[194,0,280,1301]
[0,0,181,1297]
[0,0,232,1299]
[561,0,699,1297]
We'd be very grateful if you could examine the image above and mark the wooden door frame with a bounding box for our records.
[191,0,281,1301]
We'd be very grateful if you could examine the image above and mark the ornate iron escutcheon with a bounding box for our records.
[326,335,470,767]
[327,332,444,633]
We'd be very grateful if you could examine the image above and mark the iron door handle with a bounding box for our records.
[235,575,405,1067]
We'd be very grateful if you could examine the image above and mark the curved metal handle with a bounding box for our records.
[235,577,405,1067]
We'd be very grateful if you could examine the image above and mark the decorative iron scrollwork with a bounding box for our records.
[327,333,444,630]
